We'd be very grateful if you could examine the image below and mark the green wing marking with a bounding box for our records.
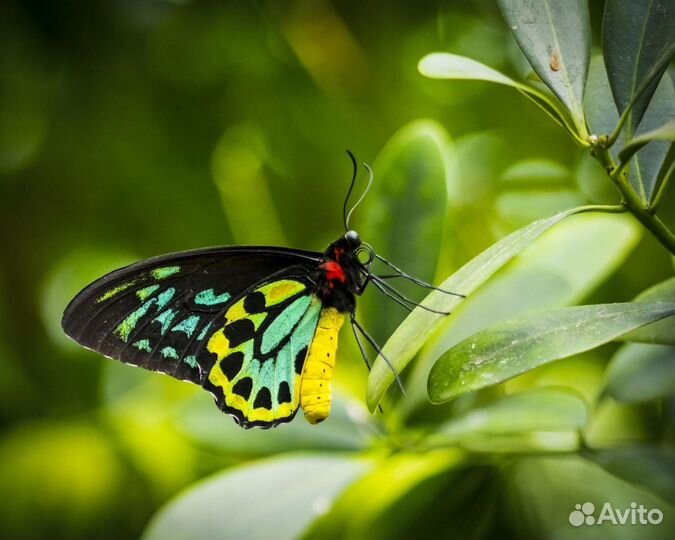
[204,278,321,428]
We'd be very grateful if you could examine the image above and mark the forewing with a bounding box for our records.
[62,246,320,385]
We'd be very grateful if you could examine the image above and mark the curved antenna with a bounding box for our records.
[345,162,374,229]
[343,150,359,231]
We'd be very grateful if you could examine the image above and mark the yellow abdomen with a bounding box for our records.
[300,307,345,424]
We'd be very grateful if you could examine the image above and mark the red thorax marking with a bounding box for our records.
[321,260,347,285]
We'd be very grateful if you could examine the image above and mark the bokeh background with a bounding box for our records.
[1,1,674,539]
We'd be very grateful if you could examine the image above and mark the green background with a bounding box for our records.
[0,1,673,539]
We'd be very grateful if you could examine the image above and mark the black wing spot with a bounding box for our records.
[232,377,253,400]
[244,291,266,314]
[253,387,272,410]
[294,346,308,374]
[278,381,291,403]
[220,351,244,381]
[224,319,255,347]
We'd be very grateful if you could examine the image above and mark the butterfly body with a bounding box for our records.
[62,231,370,429]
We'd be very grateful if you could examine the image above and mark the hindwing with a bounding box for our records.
[204,278,322,428]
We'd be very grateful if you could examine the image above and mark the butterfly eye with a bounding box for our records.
[344,230,361,247]
[356,245,374,265]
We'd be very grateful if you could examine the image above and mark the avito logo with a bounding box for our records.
[569,502,663,527]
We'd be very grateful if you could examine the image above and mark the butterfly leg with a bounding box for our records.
[349,314,406,396]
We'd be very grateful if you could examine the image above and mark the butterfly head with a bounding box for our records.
[344,229,361,247]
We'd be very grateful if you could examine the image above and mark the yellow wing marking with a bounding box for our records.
[206,278,311,425]
[207,328,230,360]
[258,279,307,306]
[300,307,345,424]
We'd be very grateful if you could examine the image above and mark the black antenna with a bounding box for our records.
[343,150,359,231]
[345,163,374,230]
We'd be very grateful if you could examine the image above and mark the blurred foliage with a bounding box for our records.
[0,1,673,540]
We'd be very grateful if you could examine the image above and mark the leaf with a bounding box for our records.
[586,447,675,504]
[428,302,675,403]
[603,0,675,135]
[584,55,621,151]
[176,390,370,454]
[359,120,451,344]
[451,132,508,206]
[604,343,675,403]
[497,0,591,134]
[619,119,675,164]
[302,450,464,540]
[628,74,675,202]
[496,190,584,226]
[143,454,372,540]
[419,52,519,87]
[584,398,658,448]
[500,159,570,184]
[402,213,638,422]
[418,53,575,138]
[624,276,675,344]
[575,152,621,204]
[453,431,580,454]
[429,389,588,442]
[366,205,603,412]
[506,456,675,538]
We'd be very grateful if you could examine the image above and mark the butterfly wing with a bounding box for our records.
[203,277,323,428]
[62,246,321,388]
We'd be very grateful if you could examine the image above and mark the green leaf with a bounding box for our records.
[143,455,372,540]
[587,447,675,504]
[506,456,675,538]
[452,431,580,454]
[500,159,570,184]
[451,132,508,206]
[496,190,585,226]
[575,152,621,204]
[624,276,675,344]
[401,214,637,420]
[619,119,675,164]
[584,55,621,149]
[603,0,675,135]
[418,53,577,139]
[366,205,603,412]
[429,389,587,442]
[497,0,591,135]
[604,343,675,403]
[419,52,519,87]
[176,390,370,454]
[627,74,675,202]
[428,302,675,403]
[359,120,451,344]
[302,450,464,540]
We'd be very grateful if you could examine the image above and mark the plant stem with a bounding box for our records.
[620,186,675,253]
[576,204,627,214]
[589,143,675,254]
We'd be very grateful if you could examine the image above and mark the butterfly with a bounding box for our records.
[62,152,461,429]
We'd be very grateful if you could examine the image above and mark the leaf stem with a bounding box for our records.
[651,160,675,211]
